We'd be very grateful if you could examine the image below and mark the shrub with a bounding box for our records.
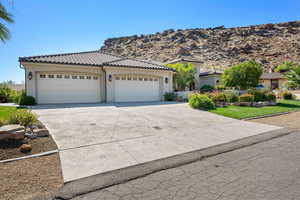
[18,93,36,105]
[265,92,277,102]
[208,92,227,104]
[0,85,13,103]
[239,94,255,102]
[189,94,215,110]
[164,92,176,101]
[215,84,226,91]
[280,91,296,100]
[200,84,214,93]
[8,110,38,130]
[0,119,6,127]
[248,89,266,102]
[224,92,239,103]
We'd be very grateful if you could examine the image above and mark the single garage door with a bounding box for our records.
[37,73,101,104]
[114,75,160,102]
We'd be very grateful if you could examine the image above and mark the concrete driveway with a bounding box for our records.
[33,102,283,184]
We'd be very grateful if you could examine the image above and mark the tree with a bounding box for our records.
[165,63,196,91]
[285,65,300,89]
[0,1,14,42]
[274,61,297,73]
[221,61,263,90]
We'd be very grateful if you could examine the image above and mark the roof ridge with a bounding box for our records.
[103,58,128,65]
[127,57,166,67]
[19,50,102,60]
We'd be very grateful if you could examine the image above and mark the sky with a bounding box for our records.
[0,0,299,83]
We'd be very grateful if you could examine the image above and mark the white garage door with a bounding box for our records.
[114,75,160,102]
[37,73,101,104]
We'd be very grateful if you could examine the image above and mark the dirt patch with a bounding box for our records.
[249,111,300,130]
[0,153,63,200]
[0,135,57,160]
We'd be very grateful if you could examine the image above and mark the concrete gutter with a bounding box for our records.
[55,128,292,200]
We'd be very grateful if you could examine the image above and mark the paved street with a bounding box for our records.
[71,131,300,200]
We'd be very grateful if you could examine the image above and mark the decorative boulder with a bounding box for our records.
[20,144,32,153]
[34,129,49,137]
[0,125,24,141]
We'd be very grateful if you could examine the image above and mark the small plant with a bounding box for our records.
[279,91,296,100]
[8,110,38,131]
[225,92,239,103]
[200,84,214,93]
[248,89,266,102]
[265,92,277,102]
[209,92,227,105]
[18,92,36,105]
[189,94,215,110]
[239,94,255,102]
[0,119,6,127]
[215,84,226,91]
[164,92,177,101]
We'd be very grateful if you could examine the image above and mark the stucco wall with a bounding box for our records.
[199,75,221,88]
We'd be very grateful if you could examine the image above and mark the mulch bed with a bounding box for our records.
[0,135,58,161]
[0,153,63,200]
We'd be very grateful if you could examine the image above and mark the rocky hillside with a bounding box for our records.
[100,21,300,71]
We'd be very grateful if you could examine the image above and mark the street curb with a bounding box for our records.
[243,110,300,120]
[0,150,58,164]
[55,128,292,200]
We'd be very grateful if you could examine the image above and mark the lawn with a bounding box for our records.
[0,106,26,121]
[210,100,300,119]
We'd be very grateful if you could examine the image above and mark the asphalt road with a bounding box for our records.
[71,131,300,200]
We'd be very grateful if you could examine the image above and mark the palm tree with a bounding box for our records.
[0,2,14,42]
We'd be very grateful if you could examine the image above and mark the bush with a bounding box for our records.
[164,92,176,101]
[248,89,266,102]
[8,110,38,130]
[200,85,214,93]
[224,92,239,103]
[280,91,296,100]
[214,84,226,91]
[189,94,215,110]
[208,92,227,104]
[264,92,276,102]
[239,94,255,102]
[0,85,13,103]
[0,119,6,127]
[17,92,36,105]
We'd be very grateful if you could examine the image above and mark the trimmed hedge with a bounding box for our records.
[200,84,214,93]
[239,94,255,102]
[164,92,177,101]
[280,91,296,100]
[189,94,215,110]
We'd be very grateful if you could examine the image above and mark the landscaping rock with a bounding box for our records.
[34,129,49,137]
[0,125,23,134]
[0,127,25,141]
[20,144,32,153]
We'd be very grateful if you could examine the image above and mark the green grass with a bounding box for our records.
[0,106,27,122]
[209,100,300,119]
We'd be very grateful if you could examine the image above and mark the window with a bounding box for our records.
[48,74,54,78]
[121,76,126,80]
[93,76,98,80]
[72,75,77,79]
[127,76,132,80]
[40,74,46,78]
[79,76,85,79]
[64,75,70,79]
[139,77,143,81]
[133,77,137,80]
[56,74,62,79]
[86,76,91,80]
[116,76,120,80]
[144,77,148,81]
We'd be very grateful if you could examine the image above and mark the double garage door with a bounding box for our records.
[114,75,160,102]
[36,73,161,104]
[37,73,101,104]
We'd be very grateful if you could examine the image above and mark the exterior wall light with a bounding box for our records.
[28,72,33,80]
[165,77,168,84]
[108,74,112,82]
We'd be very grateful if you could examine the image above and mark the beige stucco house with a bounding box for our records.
[19,51,174,104]
[260,72,287,89]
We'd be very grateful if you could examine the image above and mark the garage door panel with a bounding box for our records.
[37,73,100,104]
[114,76,160,102]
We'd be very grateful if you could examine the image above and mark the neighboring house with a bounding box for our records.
[19,51,174,104]
[166,58,223,90]
[260,72,287,89]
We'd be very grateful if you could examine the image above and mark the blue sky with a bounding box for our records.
[0,0,299,83]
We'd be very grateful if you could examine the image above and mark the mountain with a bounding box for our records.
[100,21,300,71]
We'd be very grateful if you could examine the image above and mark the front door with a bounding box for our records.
[271,79,279,89]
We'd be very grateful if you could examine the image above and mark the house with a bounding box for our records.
[19,51,175,104]
[260,72,287,89]
[166,58,223,90]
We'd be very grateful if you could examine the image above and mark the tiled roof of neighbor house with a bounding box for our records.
[199,71,223,77]
[19,50,174,71]
[260,72,284,80]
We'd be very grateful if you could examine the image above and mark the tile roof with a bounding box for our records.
[19,50,174,71]
[260,72,284,80]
